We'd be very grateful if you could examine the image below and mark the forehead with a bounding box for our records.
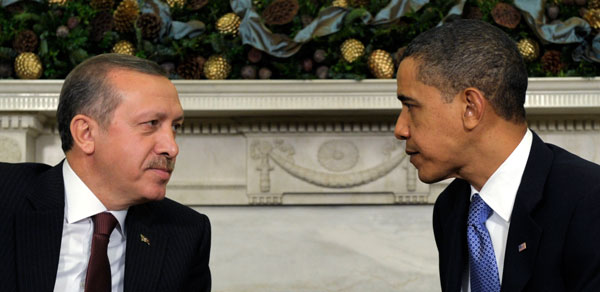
[107,69,182,115]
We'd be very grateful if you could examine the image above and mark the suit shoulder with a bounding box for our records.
[546,143,600,182]
[0,162,52,187]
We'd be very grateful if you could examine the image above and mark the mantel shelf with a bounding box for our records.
[0,78,599,117]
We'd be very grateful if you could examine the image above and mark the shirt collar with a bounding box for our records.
[470,129,533,223]
[62,159,128,236]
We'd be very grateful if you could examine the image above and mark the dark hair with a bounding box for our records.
[57,53,167,152]
[401,19,528,122]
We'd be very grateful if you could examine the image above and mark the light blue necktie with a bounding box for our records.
[467,194,501,292]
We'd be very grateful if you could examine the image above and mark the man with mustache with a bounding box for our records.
[395,20,600,291]
[0,53,211,291]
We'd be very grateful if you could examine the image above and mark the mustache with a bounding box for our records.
[146,157,175,172]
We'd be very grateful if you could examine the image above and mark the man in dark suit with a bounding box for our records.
[0,54,211,291]
[394,19,600,291]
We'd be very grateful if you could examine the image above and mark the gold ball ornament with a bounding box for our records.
[203,55,231,80]
[112,40,135,55]
[340,39,365,63]
[368,50,394,79]
[584,9,600,30]
[216,13,241,36]
[14,52,43,79]
[516,38,540,62]
[332,0,349,7]
[166,0,185,9]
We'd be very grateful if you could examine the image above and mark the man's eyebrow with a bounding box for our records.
[173,115,184,122]
[397,94,416,102]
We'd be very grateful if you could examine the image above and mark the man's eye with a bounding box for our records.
[145,120,159,126]
[172,124,182,131]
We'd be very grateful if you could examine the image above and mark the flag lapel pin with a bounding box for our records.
[518,242,527,252]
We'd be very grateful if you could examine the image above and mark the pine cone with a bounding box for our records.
[112,40,135,55]
[91,0,115,10]
[176,56,205,79]
[216,13,241,36]
[203,55,231,80]
[91,11,114,42]
[491,3,521,29]
[186,0,208,10]
[517,38,540,62]
[14,52,43,79]
[114,0,140,33]
[262,0,299,25]
[584,8,600,29]
[368,49,394,79]
[13,30,38,53]
[340,38,364,63]
[541,50,564,74]
[137,13,162,39]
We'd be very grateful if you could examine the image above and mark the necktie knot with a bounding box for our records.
[93,212,117,237]
[468,194,493,226]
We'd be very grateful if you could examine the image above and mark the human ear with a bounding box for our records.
[70,114,97,154]
[462,88,486,130]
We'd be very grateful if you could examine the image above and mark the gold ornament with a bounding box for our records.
[112,40,135,55]
[203,55,231,80]
[14,52,42,79]
[368,49,394,79]
[48,0,67,5]
[216,13,241,36]
[590,0,600,9]
[332,0,348,7]
[113,0,140,33]
[166,0,186,8]
[340,39,365,63]
[516,38,540,62]
[584,9,600,30]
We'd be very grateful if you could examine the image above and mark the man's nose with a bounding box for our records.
[156,126,179,158]
[394,112,410,140]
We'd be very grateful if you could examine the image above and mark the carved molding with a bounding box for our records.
[0,114,45,133]
[0,136,21,162]
[1,78,599,115]
[250,139,406,190]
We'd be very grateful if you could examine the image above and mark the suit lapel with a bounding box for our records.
[124,203,169,291]
[443,180,470,291]
[501,132,551,292]
[15,163,65,292]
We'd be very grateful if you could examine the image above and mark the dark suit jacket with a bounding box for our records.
[0,161,211,292]
[433,132,600,292]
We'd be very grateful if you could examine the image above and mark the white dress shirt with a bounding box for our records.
[54,160,128,292]
[462,129,533,292]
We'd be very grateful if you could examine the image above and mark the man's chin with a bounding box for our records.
[417,171,446,184]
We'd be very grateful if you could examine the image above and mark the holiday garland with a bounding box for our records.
[0,0,598,80]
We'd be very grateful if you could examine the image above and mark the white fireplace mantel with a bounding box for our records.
[0,78,599,205]
[1,78,600,115]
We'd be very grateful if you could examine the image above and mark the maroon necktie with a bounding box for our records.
[85,212,117,292]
